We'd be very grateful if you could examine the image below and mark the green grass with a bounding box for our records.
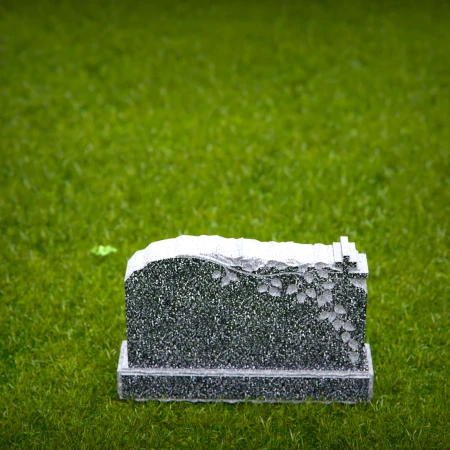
[1,0,449,448]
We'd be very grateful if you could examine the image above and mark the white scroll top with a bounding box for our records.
[125,235,368,281]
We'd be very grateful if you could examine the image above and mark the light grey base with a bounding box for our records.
[117,341,374,403]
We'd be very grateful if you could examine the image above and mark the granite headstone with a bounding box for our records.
[118,235,373,403]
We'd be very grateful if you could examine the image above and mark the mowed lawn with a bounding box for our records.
[0,0,448,448]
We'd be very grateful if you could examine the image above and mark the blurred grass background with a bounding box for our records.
[0,0,449,448]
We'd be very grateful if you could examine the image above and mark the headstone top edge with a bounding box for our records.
[125,235,367,281]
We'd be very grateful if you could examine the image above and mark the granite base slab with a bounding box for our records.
[117,341,374,403]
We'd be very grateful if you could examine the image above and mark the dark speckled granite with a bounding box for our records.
[118,236,374,403]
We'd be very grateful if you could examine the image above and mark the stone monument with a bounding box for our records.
[118,235,373,403]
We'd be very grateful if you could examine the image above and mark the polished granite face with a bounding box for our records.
[119,236,373,403]
[125,258,368,371]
